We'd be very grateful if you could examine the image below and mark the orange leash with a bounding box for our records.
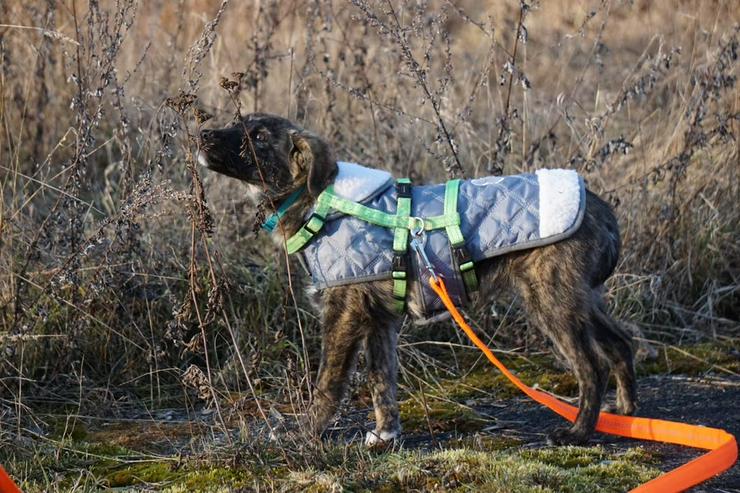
[430,276,737,492]
[0,465,21,493]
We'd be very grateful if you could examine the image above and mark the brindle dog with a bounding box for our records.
[198,113,637,446]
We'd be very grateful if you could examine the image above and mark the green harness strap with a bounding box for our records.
[285,198,332,254]
[284,178,479,310]
[320,191,460,231]
[443,179,479,295]
[285,184,463,255]
[392,179,412,313]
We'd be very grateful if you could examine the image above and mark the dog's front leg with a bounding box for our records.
[364,321,401,446]
[306,290,369,437]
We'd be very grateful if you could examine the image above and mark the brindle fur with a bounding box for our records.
[199,113,637,446]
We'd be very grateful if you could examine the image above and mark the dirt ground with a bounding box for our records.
[327,374,740,492]
[12,371,737,492]
[453,375,740,491]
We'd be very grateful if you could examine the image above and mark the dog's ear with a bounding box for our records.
[289,131,337,197]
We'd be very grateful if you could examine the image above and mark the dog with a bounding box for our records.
[198,112,637,446]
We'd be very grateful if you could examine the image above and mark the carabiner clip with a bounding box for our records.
[409,227,439,282]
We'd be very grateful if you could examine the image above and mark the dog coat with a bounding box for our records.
[286,162,586,319]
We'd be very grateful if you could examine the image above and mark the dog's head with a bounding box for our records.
[198,113,337,198]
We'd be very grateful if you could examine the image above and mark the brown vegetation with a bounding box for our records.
[0,0,737,490]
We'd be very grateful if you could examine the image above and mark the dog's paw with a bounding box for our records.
[601,401,637,416]
[600,402,619,414]
[546,426,590,446]
[617,402,637,416]
[364,429,399,448]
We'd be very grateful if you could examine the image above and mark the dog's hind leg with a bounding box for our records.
[590,292,637,416]
[517,279,611,445]
[547,324,610,444]
[364,320,401,446]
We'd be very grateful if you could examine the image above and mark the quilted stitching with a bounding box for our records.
[301,172,582,316]
[463,176,541,254]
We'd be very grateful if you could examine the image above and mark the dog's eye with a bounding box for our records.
[255,132,268,142]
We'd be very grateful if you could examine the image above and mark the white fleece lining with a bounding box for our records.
[536,169,581,238]
[332,162,393,202]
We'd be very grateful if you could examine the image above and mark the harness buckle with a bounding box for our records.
[452,244,472,266]
[304,212,325,235]
[391,253,407,272]
[396,181,412,198]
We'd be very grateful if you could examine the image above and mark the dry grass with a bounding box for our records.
[0,0,738,490]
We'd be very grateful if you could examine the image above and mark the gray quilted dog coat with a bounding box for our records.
[298,163,586,318]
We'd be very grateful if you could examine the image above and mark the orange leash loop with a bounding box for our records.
[429,276,737,493]
[0,465,21,493]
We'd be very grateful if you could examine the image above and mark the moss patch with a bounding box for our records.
[104,461,179,487]
[432,354,579,403]
[399,396,487,433]
[294,445,661,493]
[87,421,206,454]
[420,340,737,408]
[0,428,668,493]
[639,341,740,376]
[48,417,89,442]
[99,460,259,490]
[9,341,734,492]
[445,434,524,452]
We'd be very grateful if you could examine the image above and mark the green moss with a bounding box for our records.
[458,434,523,451]
[181,467,254,490]
[521,446,609,468]
[434,354,578,402]
[395,352,582,435]
[85,442,136,458]
[86,421,206,454]
[12,340,732,492]
[399,397,487,433]
[48,418,89,442]
[639,341,740,376]
[105,461,178,487]
[427,340,736,407]
[439,434,525,458]
[5,433,664,493]
[335,445,660,492]
[100,461,258,490]
[521,445,658,469]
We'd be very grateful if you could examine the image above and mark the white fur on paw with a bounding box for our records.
[268,428,281,442]
[364,429,399,446]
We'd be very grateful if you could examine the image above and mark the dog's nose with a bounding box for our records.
[200,129,215,142]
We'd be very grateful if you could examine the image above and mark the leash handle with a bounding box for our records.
[429,276,737,493]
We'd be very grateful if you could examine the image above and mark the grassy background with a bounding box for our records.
[0,0,738,491]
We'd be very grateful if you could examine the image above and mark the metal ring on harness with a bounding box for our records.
[409,216,425,237]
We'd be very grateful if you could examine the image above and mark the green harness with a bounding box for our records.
[285,179,479,312]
